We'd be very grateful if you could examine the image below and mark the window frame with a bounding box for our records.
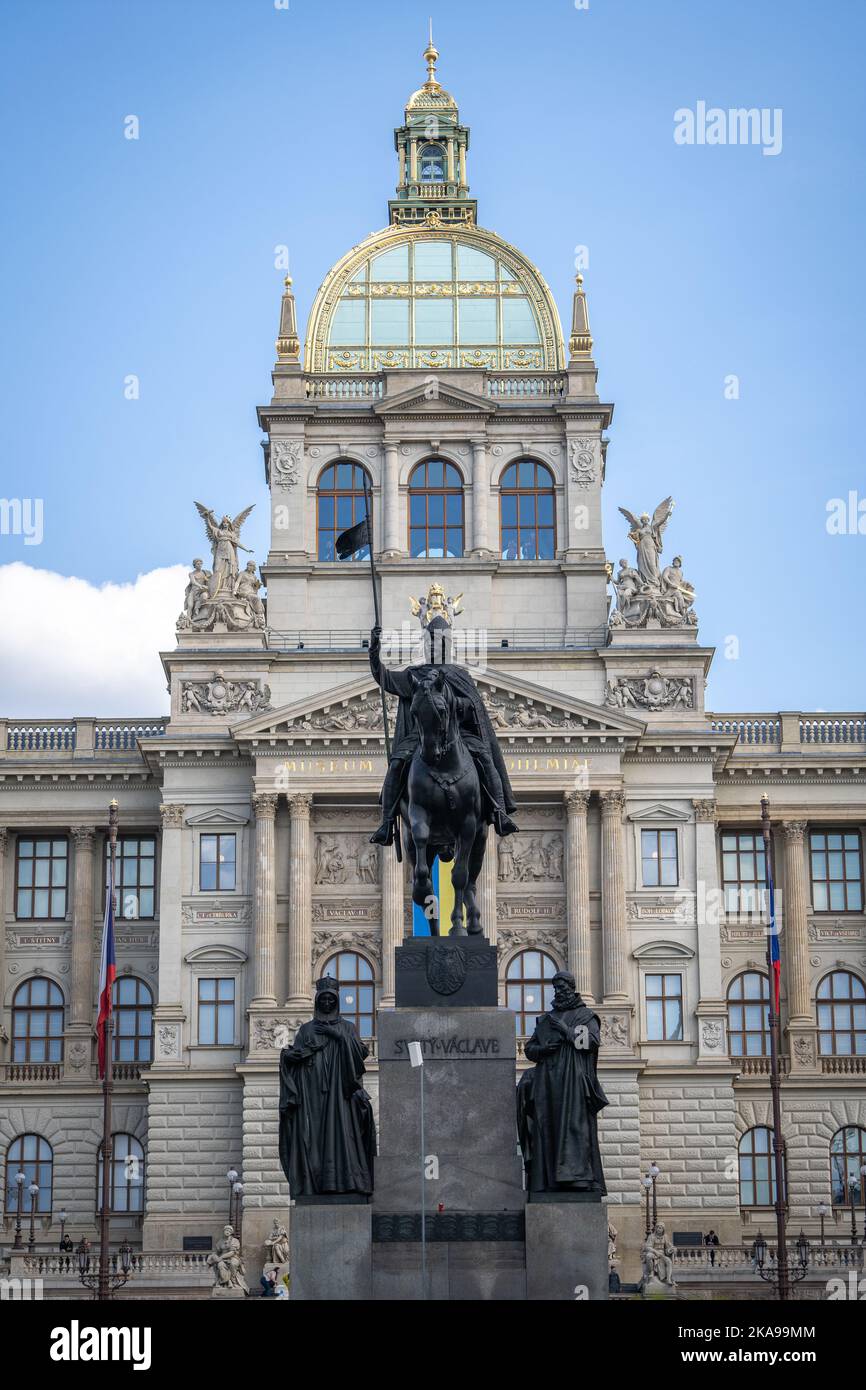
[498,459,556,561]
[809,828,864,914]
[505,948,558,1037]
[14,836,69,921]
[640,828,680,889]
[112,976,154,1064]
[738,1125,786,1209]
[321,951,376,1039]
[726,971,771,1058]
[644,972,684,1041]
[196,976,236,1047]
[315,461,372,562]
[11,977,65,1063]
[829,1125,866,1207]
[816,970,866,1057]
[105,834,158,922]
[4,1134,54,1216]
[199,833,237,893]
[408,458,465,559]
[719,828,768,919]
[96,1133,146,1215]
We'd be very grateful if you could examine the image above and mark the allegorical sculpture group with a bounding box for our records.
[609,497,697,629]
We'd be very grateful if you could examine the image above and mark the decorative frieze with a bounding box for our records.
[496,833,563,882]
[604,671,693,712]
[181,672,272,717]
[495,898,566,923]
[497,925,566,954]
[314,833,380,885]
[311,899,380,924]
[312,928,381,965]
[270,440,302,491]
[569,438,597,489]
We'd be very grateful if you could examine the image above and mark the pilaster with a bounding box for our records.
[285,794,313,1010]
[600,790,628,1003]
[564,791,592,1002]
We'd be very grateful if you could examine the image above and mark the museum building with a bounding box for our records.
[1,43,865,1293]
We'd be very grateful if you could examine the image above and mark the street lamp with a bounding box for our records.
[12,1170,26,1250]
[77,1236,133,1295]
[226,1168,239,1224]
[860,1163,866,1242]
[232,1181,244,1244]
[27,1182,39,1254]
[848,1174,859,1244]
[58,1208,68,1248]
[648,1163,661,1228]
[641,1175,654,1235]
[816,1201,829,1247]
[753,1228,809,1290]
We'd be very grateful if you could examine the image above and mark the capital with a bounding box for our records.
[159,803,186,829]
[600,789,626,816]
[287,793,313,818]
[692,799,717,823]
[70,825,97,848]
[783,821,808,843]
[252,792,279,820]
[0,827,7,855]
[565,790,590,814]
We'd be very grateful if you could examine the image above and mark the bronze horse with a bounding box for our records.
[401,668,487,936]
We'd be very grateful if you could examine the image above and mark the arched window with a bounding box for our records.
[322,951,375,1038]
[506,949,557,1036]
[499,460,555,560]
[317,462,371,561]
[408,460,464,558]
[738,1126,785,1208]
[817,971,866,1056]
[727,972,771,1057]
[830,1126,866,1206]
[113,977,153,1064]
[5,1135,53,1214]
[97,1134,146,1213]
[12,978,64,1063]
[418,144,446,182]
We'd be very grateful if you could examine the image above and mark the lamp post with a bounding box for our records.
[232,1181,244,1246]
[27,1182,39,1254]
[816,1201,829,1247]
[860,1162,866,1243]
[77,1236,133,1295]
[754,1228,809,1292]
[58,1208,68,1248]
[642,1175,653,1236]
[648,1162,661,1227]
[12,1170,26,1250]
[848,1175,858,1244]
[226,1168,239,1224]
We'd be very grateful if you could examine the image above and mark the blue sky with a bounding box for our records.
[1,0,863,714]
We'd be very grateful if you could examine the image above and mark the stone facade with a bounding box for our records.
[2,49,865,1294]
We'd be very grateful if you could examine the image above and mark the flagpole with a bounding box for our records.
[360,471,402,861]
[98,798,118,1300]
[761,794,790,1300]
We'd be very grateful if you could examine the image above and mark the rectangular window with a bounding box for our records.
[105,836,157,920]
[646,974,683,1041]
[720,830,767,917]
[414,240,452,280]
[198,978,235,1046]
[329,300,366,346]
[810,830,863,912]
[502,296,540,344]
[15,838,68,920]
[200,834,236,892]
[641,829,678,887]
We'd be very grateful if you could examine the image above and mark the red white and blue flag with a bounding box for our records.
[97,880,116,1078]
[767,860,781,1013]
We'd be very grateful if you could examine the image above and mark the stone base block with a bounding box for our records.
[525,1200,609,1301]
[289,1201,372,1301]
[372,1241,526,1301]
[394,936,498,1007]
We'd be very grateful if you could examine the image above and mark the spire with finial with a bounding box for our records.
[423,19,440,91]
[275,274,300,364]
[569,272,594,359]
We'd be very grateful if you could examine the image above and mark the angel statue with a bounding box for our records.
[617,497,674,589]
[194,502,255,588]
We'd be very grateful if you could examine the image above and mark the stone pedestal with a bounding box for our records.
[525,1199,609,1300]
[394,935,498,1008]
[289,1200,372,1301]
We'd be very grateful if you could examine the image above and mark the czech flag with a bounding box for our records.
[412,857,463,936]
[96,881,116,1078]
[766,858,781,1014]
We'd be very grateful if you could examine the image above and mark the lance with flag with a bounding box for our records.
[335,470,400,859]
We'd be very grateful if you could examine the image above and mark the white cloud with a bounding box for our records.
[0,563,187,717]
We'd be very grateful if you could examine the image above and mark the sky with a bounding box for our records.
[0,0,864,716]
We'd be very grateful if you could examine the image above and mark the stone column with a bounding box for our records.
[600,790,628,1003]
[458,142,466,187]
[446,138,456,181]
[398,143,406,185]
[471,439,490,555]
[70,826,96,1028]
[478,825,498,946]
[251,792,279,1007]
[692,799,728,1062]
[565,792,592,1002]
[409,138,418,181]
[380,846,403,1008]
[285,794,313,1009]
[782,821,811,1022]
[383,442,401,555]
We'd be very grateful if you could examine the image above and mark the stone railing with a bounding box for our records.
[22,1250,212,1282]
[821,1056,866,1075]
[735,1056,790,1078]
[3,1062,63,1083]
[709,711,866,751]
[486,374,566,399]
[2,718,167,757]
[673,1243,863,1276]
[304,376,384,400]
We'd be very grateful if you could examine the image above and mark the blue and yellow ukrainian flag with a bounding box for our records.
[412,857,464,935]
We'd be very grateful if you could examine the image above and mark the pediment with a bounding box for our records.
[185,808,250,827]
[232,670,645,745]
[184,944,248,964]
[373,381,494,417]
[632,940,695,961]
[626,801,692,823]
